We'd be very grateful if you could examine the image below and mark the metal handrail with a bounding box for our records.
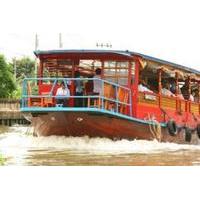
[21,77,132,116]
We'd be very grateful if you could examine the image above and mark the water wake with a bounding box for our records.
[1,126,200,156]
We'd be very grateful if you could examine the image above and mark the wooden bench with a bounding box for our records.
[41,92,54,107]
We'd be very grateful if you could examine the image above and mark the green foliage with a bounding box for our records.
[10,57,35,80]
[0,154,5,166]
[0,55,16,98]
[9,56,35,98]
[11,85,22,99]
[0,55,35,98]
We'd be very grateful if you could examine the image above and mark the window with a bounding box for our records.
[104,61,130,85]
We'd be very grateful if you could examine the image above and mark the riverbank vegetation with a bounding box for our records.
[0,154,5,165]
[0,54,35,99]
[0,55,16,98]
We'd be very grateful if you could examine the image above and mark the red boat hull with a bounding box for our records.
[28,112,200,145]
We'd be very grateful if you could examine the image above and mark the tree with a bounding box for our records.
[0,55,16,98]
[10,57,35,80]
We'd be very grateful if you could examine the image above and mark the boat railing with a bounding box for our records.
[21,77,133,117]
[138,91,200,115]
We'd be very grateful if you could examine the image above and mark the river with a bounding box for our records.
[1,125,200,166]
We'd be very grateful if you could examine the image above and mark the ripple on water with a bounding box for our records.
[1,125,200,165]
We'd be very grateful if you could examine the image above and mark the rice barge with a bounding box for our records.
[21,50,200,144]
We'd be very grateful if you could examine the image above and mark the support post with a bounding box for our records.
[188,76,191,113]
[158,68,162,108]
[101,81,104,109]
[175,72,179,111]
[71,60,75,107]
[132,57,140,117]
[101,60,104,79]
[198,81,200,115]
[38,59,43,88]
[115,85,118,113]
[35,34,39,83]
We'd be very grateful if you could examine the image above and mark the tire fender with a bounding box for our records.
[185,127,192,142]
[196,124,200,139]
[167,120,177,136]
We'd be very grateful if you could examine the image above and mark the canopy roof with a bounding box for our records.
[34,49,200,75]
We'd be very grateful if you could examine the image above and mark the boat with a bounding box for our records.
[21,49,200,144]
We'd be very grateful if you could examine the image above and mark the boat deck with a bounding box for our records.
[20,77,167,127]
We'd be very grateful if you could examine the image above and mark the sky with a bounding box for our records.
[0,0,200,70]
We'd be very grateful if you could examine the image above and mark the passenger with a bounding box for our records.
[74,71,84,107]
[84,75,94,107]
[55,81,70,107]
[193,90,199,103]
[181,81,190,100]
[161,82,175,97]
[63,76,72,86]
[177,88,184,100]
[138,80,153,93]
[85,75,94,94]
[189,91,195,102]
[170,81,176,94]
[93,68,102,95]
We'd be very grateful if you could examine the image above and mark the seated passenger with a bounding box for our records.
[138,80,153,93]
[181,81,190,100]
[170,81,176,94]
[177,88,184,100]
[161,82,175,97]
[189,91,195,102]
[193,90,199,103]
[55,81,70,107]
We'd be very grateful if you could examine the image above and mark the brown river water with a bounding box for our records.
[1,125,200,166]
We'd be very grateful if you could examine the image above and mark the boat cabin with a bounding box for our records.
[21,50,200,127]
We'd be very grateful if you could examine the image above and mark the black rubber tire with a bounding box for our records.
[185,127,192,142]
[196,124,200,139]
[167,120,177,136]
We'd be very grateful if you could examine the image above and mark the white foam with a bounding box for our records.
[1,126,200,156]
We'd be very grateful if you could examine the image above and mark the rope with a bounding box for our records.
[147,113,162,142]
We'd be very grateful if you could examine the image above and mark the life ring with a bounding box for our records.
[196,124,200,139]
[167,120,177,136]
[185,127,192,142]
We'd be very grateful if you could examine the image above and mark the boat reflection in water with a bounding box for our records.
[1,125,200,166]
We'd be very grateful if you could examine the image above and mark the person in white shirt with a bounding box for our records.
[161,88,175,97]
[161,82,175,97]
[56,81,70,107]
[93,68,102,95]
[192,90,199,103]
[138,80,153,93]
[138,84,153,93]
[189,93,194,102]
